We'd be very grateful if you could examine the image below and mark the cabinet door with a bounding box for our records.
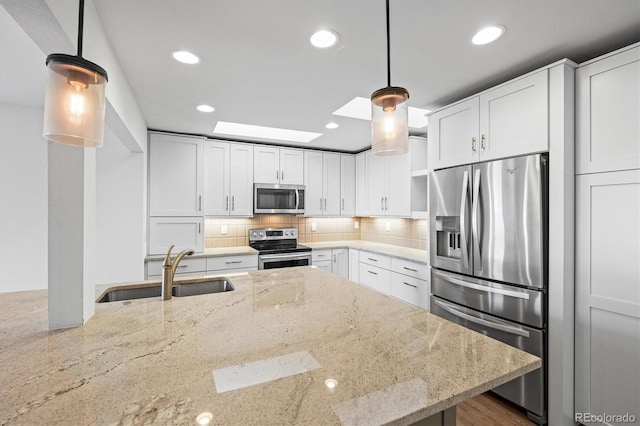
[148,217,203,255]
[149,133,204,216]
[575,170,640,420]
[355,152,368,216]
[304,151,324,215]
[229,144,254,216]
[349,249,359,282]
[428,98,479,170]
[323,153,341,215]
[254,146,279,184]
[576,46,640,174]
[340,155,356,216]
[386,153,411,217]
[332,248,349,279]
[280,148,304,184]
[367,151,387,215]
[479,70,549,161]
[204,141,230,216]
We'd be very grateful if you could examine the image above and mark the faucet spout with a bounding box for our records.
[162,245,194,300]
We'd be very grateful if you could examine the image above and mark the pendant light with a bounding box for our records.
[371,0,409,156]
[43,0,108,148]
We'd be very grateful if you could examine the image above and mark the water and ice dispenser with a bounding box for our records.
[435,216,461,260]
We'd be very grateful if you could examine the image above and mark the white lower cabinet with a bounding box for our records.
[207,255,258,274]
[312,249,332,272]
[349,249,359,282]
[359,263,391,294]
[332,248,349,279]
[146,257,207,279]
[148,217,203,255]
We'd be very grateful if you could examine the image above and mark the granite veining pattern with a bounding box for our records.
[0,268,539,425]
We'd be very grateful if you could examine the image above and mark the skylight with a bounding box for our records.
[213,121,322,143]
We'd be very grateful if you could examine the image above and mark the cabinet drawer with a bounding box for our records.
[359,263,391,294]
[314,260,332,273]
[390,272,426,308]
[359,250,391,269]
[207,255,258,271]
[391,257,428,280]
[312,249,332,262]
[146,257,207,277]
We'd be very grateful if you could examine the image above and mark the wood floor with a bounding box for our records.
[457,392,535,426]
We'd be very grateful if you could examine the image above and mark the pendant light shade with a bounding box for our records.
[371,0,409,156]
[43,0,108,148]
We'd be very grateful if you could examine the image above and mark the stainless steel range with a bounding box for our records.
[249,228,312,270]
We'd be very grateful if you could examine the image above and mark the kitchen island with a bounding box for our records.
[0,267,539,425]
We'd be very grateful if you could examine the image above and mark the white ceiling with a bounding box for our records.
[2,1,640,152]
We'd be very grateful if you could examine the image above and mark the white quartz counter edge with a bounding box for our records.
[303,240,428,265]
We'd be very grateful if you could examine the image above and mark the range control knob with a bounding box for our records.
[284,231,290,236]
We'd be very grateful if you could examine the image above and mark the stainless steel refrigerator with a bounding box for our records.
[429,153,547,424]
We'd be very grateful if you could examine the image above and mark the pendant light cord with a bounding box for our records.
[77,0,84,57]
[385,0,391,87]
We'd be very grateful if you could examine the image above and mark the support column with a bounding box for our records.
[48,141,96,329]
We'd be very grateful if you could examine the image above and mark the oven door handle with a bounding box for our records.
[260,252,311,261]
[433,299,530,338]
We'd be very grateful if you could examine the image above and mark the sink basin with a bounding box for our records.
[97,279,235,303]
[97,286,161,303]
[172,279,235,297]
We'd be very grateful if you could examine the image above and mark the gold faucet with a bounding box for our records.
[162,244,194,300]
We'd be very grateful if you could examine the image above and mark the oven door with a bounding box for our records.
[259,252,311,270]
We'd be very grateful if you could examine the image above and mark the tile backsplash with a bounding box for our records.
[204,215,427,250]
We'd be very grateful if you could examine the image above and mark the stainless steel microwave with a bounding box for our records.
[254,184,305,214]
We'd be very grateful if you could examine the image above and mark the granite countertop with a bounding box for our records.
[302,241,428,264]
[1,268,539,425]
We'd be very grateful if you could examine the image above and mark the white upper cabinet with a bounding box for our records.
[228,143,254,216]
[203,141,230,216]
[428,69,549,170]
[355,152,368,216]
[340,155,356,216]
[304,151,341,216]
[479,69,548,161]
[428,98,479,169]
[254,146,304,184]
[204,141,253,216]
[149,133,204,216]
[576,45,640,174]
[366,150,411,217]
[279,148,304,184]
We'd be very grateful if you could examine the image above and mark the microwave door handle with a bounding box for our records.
[460,170,469,269]
[433,299,530,338]
[472,168,482,270]
[295,189,300,210]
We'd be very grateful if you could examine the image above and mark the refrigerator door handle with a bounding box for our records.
[434,270,530,300]
[460,170,470,269]
[433,299,530,338]
[472,168,482,270]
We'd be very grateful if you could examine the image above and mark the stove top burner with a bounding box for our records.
[248,227,310,255]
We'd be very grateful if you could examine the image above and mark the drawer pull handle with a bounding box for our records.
[403,267,418,272]
[368,271,378,275]
[367,258,378,262]
[225,261,242,264]
[177,265,188,268]
[403,282,417,288]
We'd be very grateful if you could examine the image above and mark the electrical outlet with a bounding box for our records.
[311,222,317,232]
[221,225,228,235]
[385,222,391,232]
[354,221,359,230]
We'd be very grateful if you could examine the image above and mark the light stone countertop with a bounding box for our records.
[1,267,539,425]
[302,241,428,264]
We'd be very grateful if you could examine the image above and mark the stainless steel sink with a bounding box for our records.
[172,279,235,297]
[97,279,235,303]
[97,286,161,303]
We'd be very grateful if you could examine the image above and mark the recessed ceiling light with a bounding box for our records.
[325,122,339,129]
[172,50,200,64]
[196,105,215,113]
[310,30,339,48]
[213,121,322,143]
[471,25,505,45]
[332,97,430,128]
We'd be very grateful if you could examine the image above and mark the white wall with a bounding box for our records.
[0,104,48,292]
[96,125,145,284]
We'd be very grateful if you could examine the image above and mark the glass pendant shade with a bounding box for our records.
[43,54,108,147]
[371,86,409,156]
